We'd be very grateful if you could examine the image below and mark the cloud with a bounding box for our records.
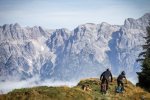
[0,76,78,94]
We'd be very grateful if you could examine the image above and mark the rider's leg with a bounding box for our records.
[117,80,121,87]
[101,79,105,92]
[106,79,108,91]
[117,80,119,87]
[121,81,124,90]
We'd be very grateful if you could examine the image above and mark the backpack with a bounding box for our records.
[116,86,124,93]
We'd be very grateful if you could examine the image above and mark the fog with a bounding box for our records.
[0,77,78,94]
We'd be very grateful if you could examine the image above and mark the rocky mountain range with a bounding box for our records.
[0,13,150,82]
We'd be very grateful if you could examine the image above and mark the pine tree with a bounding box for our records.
[137,23,150,92]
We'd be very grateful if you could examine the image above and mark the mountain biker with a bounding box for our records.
[100,68,113,91]
[117,71,127,90]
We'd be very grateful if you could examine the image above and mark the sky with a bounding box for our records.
[0,0,150,30]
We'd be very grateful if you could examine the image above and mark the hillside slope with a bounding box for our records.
[0,78,150,100]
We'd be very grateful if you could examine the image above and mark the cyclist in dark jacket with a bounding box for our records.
[100,69,113,91]
[117,71,127,89]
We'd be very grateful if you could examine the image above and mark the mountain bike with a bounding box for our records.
[100,80,107,94]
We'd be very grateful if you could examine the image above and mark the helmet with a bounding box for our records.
[121,71,125,75]
[106,68,109,71]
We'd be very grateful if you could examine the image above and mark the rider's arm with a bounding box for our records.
[100,72,104,80]
[124,76,127,84]
[110,72,113,82]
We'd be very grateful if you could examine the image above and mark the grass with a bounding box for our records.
[76,78,150,100]
[0,86,93,100]
[0,78,150,100]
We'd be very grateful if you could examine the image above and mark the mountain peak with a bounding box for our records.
[14,23,21,27]
[141,13,150,19]
[101,22,110,26]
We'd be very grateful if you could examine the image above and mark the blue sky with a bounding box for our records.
[0,0,150,29]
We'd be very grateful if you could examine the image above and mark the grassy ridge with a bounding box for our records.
[76,78,150,100]
[0,78,150,100]
[0,86,92,100]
